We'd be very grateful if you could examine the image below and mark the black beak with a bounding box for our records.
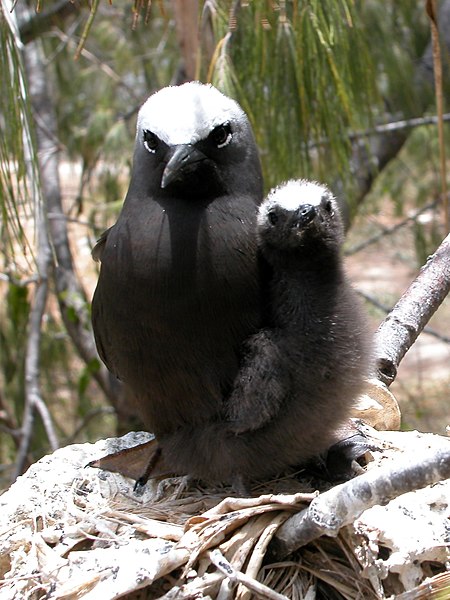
[295,204,316,227]
[161,144,206,189]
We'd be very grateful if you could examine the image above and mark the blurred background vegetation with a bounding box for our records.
[0,0,449,487]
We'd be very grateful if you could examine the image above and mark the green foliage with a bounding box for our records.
[359,1,433,115]
[203,0,440,207]
[0,9,39,272]
[45,3,180,211]
[0,284,29,394]
[205,0,378,189]
[77,357,101,414]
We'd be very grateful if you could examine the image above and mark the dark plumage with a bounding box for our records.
[92,82,264,437]
[160,180,372,483]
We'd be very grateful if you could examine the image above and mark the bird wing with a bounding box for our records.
[91,226,123,380]
[225,329,289,433]
[92,227,111,262]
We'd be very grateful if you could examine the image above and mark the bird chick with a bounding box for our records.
[92,82,264,437]
[160,180,372,484]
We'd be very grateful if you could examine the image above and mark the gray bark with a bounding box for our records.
[268,440,450,561]
[374,233,450,386]
[14,1,123,434]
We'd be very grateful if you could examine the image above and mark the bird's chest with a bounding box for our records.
[103,203,258,322]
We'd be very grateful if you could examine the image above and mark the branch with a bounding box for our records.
[17,0,78,44]
[347,0,450,209]
[48,28,140,101]
[309,114,450,153]
[374,233,450,385]
[267,441,450,562]
[348,112,450,141]
[0,272,39,286]
[74,0,99,59]
[23,133,60,462]
[357,289,450,344]
[345,200,437,256]
[15,270,60,479]
[17,9,121,411]
[5,2,59,480]
[65,406,115,444]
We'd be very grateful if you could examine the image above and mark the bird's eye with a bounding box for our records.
[143,130,159,153]
[268,211,278,225]
[210,123,232,148]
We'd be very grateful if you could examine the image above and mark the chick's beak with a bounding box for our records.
[295,204,316,228]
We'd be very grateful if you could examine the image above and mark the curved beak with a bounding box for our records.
[161,144,206,189]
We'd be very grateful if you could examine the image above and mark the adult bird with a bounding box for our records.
[92,82,264,442]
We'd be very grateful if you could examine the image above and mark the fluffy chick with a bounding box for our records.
[159,180,372,484]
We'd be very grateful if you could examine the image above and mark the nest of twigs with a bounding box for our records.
[1,422,449,600]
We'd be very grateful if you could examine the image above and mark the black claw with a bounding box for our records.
[133,445,162,493]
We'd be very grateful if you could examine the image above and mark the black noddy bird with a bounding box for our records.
[92,82,264,446]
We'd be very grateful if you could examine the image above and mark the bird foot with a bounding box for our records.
[231,473,251,497]
[324,426,381,482]
[154,475,192,502]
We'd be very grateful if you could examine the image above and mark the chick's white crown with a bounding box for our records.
[137,82,246,146]
[267,179,332,211]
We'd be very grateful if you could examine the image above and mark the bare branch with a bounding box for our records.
[345,200,437,256]
[17,0,78,44]
[65,406,115,444]
[5,2,59,480]
[48,28,140,101]
[17,9,121,410]
[268,440,450,561]
[357,289,450,344]
[0,273,39,286]
[309,114,450,152]
[15,268,60,479]
[348,112,450,141]
[347,0,450,209]
[374,233,450,385]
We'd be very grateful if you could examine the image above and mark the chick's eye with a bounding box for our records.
[210,123,232,148]
[268,211,278,225]
[143,130,159,153]
[322,195,334,214]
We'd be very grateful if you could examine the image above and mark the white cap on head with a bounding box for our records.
[263,179,332,213]
[137,82,246,146]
